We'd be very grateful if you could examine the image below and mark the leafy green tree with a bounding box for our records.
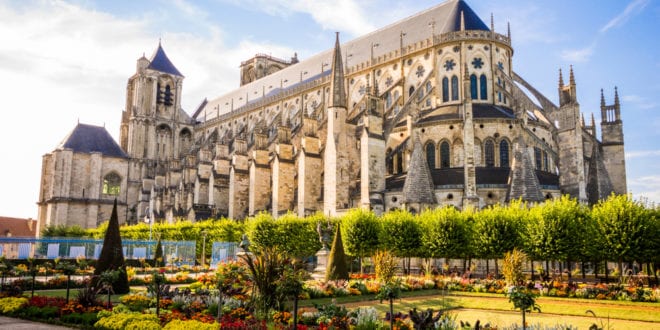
[276,213,322,259]
[419,207,471,270]
[153,237,164,267]
[526,196,585,278]
[326,223,349,281]
[93,199,129,294]
[245,212,280,250]
[342,208,381,272]
[473,203,522,276]
[380,209,421,274]
[591,194,655,281]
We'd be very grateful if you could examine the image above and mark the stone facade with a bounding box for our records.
[37,0,626,230]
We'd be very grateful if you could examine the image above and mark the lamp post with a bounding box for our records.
[201,230,208,268]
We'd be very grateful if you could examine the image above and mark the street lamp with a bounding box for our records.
[144,207,153,241]
[201,230,208,268]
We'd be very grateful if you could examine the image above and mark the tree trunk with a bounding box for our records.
[567,260,572,280]
[389,298,394,330]
[545,260,550,279]
[486,259,490,278]
[604,261,609,282]
[495,259,499,278]
[522,310,527,330]
[530,260,534,281]
[581,261,586,279]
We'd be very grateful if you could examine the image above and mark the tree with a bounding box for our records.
[326,223,349,281]
[526,196,585,278]
[380,209,421,274]
[342,208,381,273]
[419,207,471,272]
[502,249,540,330]
[93,199,129,294]
[591,194,655,281]
[473,203,522,276]
[153,236,164,267]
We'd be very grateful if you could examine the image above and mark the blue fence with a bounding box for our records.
[0,237,196,266]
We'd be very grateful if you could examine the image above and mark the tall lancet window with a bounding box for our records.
[485,140,495,167]
[470,74,478,100]
[480,74,488,100]
[426,142,436,169]
[440,141,451,168]
[442,77,449,102]
[499,140,509,168]
[451,75,459,101]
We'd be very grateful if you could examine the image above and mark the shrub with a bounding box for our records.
[163,319,220,330]
[60,312,99,326]
[0,297,27,315]
[94,312,160,330]
[120,292,152,312]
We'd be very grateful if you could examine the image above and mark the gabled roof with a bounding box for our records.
[200,0,490,121]
[57,123,127,158]
[0,217,37,238]
[148,43,183,77]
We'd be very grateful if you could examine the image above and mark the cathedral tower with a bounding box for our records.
[600,87,627,195]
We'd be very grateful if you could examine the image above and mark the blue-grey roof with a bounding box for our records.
[148,44,183,77]
[58,123,128,158]
[451,0,489,31]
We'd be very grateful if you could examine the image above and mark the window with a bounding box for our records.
[534,147,542,170]
[103,173,121,196]
[426,81,432,94]
[386,148,393,174]
[470,74,478,100]
[408,86,415,97]
[485,140,495,167]
[451,75,459,101]
[543,151,549,171]
[396,149,403,173]
[385,91,392,108]
[425,143,436,169]
[480,74,487,100]
[440,141,450,168]
[442,77,449,102]
[499,140,509,167]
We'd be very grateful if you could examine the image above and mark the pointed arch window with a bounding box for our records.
[499,140,509,168]
[396,149,403,174]
[480,74,488,100]
[408,86,415,97]
[485,140,495,167]
[451,75,459,101]
[164,85,173,106]
[470,74,478,100]
[103,172,121,196]
[534,147,542,169]
[442,77,449,102]
[386,148,393,174]
[425,142,436,169]
[543,151,549,171]
[440,141,451,168]
[426,81,433,94]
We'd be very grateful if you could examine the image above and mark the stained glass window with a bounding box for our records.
[499,140,509,167]
[451,75,459,101]
[444,59,456,71]
[470,74,478,100]
[440,141,450,168]
[485,140,495,167]
[103,173,121,196]
[472,57,484,69]
[426,143,436,169]
[534,147,542,169]
[442,77,449,102]
[480,74,488,100]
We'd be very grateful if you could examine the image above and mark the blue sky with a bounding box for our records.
[0,0,658,219]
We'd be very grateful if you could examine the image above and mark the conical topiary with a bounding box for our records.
[325,223,349,281]
[154,237,164,267]
[93,199,129,294]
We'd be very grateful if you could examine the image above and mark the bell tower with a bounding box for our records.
[600,87,627,195]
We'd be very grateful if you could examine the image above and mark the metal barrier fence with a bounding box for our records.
[0,237,196,266]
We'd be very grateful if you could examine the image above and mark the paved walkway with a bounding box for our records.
[0,316,73,329]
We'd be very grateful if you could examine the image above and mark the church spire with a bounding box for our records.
[614,86,620,109]
[569,65,576,86]
[507,21,511,40]
[490,13,494,31]
[600,88,605,108]
[558,68,564,88]
[329,32,347,108]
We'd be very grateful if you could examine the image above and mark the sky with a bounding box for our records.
[0,0,659,219]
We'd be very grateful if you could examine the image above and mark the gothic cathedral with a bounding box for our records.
[36,0,626,233]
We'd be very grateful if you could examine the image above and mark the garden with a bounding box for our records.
[0,194,658,329]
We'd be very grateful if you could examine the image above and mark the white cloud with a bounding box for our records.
[600,0,650,33]
[622,94,658,110]
[560,42,596,62]
[220,0,376,36]
[628,175,660,206]
[626,150,660,159]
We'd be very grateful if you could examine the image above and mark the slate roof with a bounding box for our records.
[387,167,558,190]
[0,217,37,237]
[57,123,128,158]
[200,0,491,121]
[472,104,515,119]
[148,43,183,77]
